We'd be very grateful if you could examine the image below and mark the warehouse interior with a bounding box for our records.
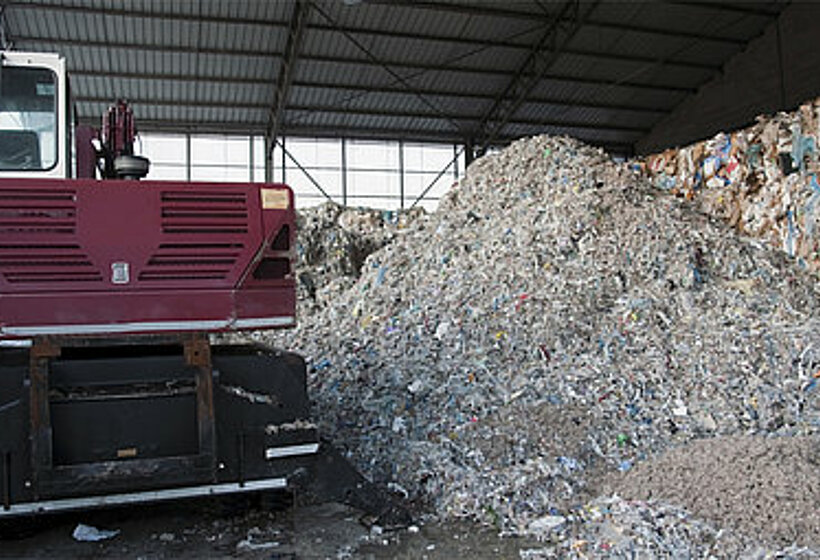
[3,0,817,206]
[4,1,820,557]
[0,0,820,210]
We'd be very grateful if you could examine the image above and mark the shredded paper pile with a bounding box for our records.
[258,105,820,556]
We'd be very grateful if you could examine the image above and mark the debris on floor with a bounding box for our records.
[235,525,282,552]
[255,105,820,555]
[71,523,120,542]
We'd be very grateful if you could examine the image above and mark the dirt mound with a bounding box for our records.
[605,435,820,547]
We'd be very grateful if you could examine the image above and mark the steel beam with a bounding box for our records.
[286,81,672,114]
[278,124,642,149]
[24,36,696,95]
[267,0,309,155]
[478,0,600,149]
[409,146,464,209]
[276,138,335,203]
[15,35,274,59]
[284,103,651,133]
[7,0,755,47]
[75,96,651,133]
[361,0,752,45]
[101,117,639,150]
[308,1,464,135]
[12,29,720,73]
[65,64,693,97]
[664,0,783,18]
[5,1,283,28]
[304,22,721,72]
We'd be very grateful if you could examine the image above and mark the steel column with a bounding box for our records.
[267,0,310,159]
[341,138,348,207]
[453,144,459,180]
[185,132,192,182]
[398,140,405,209]
[249,135,254,182]
[265,136,272,182]
[281,137,287,184]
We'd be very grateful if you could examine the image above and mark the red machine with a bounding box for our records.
[0,177,296,338]
[0,51,406,524]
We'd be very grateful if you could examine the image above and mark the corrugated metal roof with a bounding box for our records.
[2,0,792,150]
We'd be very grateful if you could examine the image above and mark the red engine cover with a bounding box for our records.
[0,178,296,338]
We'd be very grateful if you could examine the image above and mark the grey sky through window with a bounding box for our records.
[139,133,462,211]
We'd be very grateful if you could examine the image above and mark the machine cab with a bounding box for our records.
[0,51,69,179]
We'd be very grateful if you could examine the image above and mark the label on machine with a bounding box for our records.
[261,188,290,210]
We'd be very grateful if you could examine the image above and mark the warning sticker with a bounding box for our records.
[261,189,290,210]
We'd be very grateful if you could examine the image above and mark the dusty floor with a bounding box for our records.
[0,496,540,559]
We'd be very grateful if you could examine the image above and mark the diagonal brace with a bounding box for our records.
[478,0,599,151]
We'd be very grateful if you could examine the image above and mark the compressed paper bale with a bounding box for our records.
[640,97,820,273]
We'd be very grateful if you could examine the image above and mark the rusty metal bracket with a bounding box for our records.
[28,338,61,499]
[183,335,217,480]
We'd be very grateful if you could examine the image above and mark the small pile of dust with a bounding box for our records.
[605,435,820,547]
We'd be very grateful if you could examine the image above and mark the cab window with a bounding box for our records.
[0,66,57,171]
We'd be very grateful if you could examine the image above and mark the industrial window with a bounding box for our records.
[191,135,250,183]
[138,133,462,211]
[0,66,58,171]
[139,133,186,180]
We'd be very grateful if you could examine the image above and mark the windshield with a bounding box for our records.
[0,66,57,171]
